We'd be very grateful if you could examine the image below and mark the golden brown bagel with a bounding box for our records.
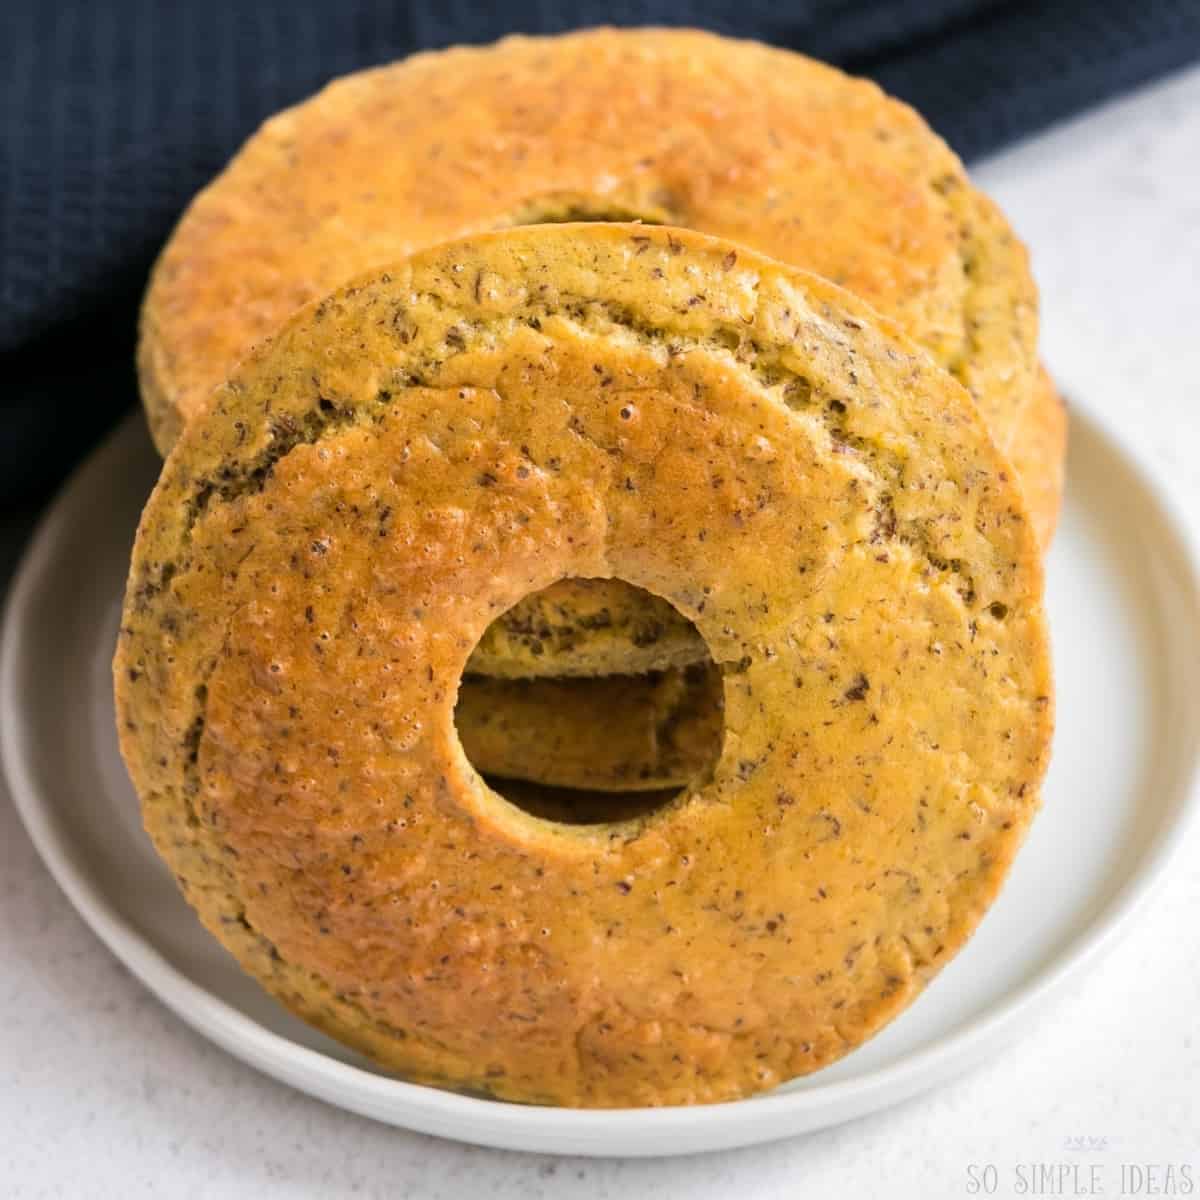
[117,225,1052,1105]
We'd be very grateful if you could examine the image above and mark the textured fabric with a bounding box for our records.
[2,0,1198,510]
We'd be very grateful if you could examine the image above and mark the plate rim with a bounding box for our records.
[4,391,1199,1156]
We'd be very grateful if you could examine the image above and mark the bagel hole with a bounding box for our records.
[455,579,723,827]
[506,192,674,228]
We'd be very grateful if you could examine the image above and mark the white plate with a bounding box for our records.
[3,398,1199,1157]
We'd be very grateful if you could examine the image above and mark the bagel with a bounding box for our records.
[138,27,1060,678]
[116,225,1052,1106]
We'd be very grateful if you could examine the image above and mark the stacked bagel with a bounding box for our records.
[117,29,1060,1106]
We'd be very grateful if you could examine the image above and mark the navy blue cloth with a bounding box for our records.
[2,0,1198,510]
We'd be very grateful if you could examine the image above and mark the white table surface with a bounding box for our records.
[3,62,1199,1200]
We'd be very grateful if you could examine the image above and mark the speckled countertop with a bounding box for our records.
[3,62,1198,1200]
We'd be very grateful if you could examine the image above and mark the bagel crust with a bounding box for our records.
[139,28,1059,677]
[117,225,1052,1106]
